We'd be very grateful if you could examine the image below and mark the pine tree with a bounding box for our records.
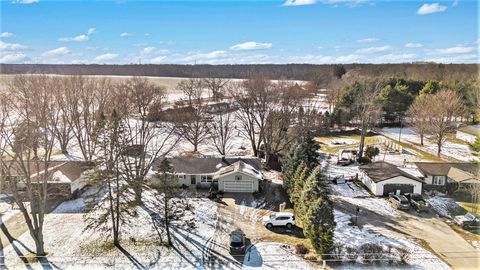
[297,133,320,170]
[304,198,335,257]
[469,136,480,152]
[290,162,308,205]
[282,143,300,194]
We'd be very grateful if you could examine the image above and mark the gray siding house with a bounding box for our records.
[152,157,262,193]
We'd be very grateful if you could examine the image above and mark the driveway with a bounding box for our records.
[205,180,314,269]
[335,195,480,270]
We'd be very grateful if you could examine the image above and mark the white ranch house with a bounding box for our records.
[152,157,262,193]
[359,161,423,196]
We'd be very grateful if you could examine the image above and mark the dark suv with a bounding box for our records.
[389,194,410,210]
[229,229,246,255]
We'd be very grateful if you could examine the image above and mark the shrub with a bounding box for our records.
[356,157,371,164]
[344,246,359,263]
[295,243,309,255]
[304,253,318,261]
[396,247,410,265]
[359,243,384,265]
[330,243,345,264]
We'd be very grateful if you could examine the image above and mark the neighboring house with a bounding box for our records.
[3,161,92,198]
[359,161,423,196]
[456,125,480,144]
[152,157,262,193]
[415,162,480,190]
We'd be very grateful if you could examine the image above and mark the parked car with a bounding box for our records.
[454,213,480,229]
[262,212,296,229]
[389,194,410,210]
[404,193,430,212]
[229,229,246,254]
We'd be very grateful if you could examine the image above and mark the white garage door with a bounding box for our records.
[223,180,253,193]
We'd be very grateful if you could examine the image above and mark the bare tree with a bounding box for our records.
[69,76,112,161]
[202,77,229,101]
[208,111,234,156]
[51,77,74,154]
[351,81,383,159]
[1,75,58,256]
[230,76,276,157]
[174,81,209,152]
[117,77,179,205]
[155,159,179,246]
[428,90,464,156]
[177,78,203,106]
[91,110,125,245]
[406,94,431,145]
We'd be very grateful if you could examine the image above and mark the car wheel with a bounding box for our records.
[286,223,292,229]
[266,223,273,229]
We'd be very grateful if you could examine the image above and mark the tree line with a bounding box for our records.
[281,135,335,258]
[333,78,479,158]
[1,63,477,81]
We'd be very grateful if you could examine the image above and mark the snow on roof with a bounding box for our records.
[213,160,262,180]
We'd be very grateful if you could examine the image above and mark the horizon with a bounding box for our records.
[1,0,478,65]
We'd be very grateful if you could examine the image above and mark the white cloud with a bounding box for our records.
[12,0,39,4]
[452,0,459,7]
[356,45,391,54]
[287,54,362,64]
[417,3,447,15]
[405,43,423,48]
[375,53,417,62]
[94,53,119,61]
[120,32,133,37]
[0,32,15,38]
[183,50,228,62]
[59,34,89,42]
[357,38,379,43]
[41,47,71,58]
[0,52,28,63]
[142,47,156,54]
[150,55,167,64]
[230,41,272,51]
[87,28,96,35]
[435,45,476,54]
[0,41,27,51]
[425,54,477,63]
[283,0,316,6]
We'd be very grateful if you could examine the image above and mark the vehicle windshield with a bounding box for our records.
[230,234,244,247]
[269,215,276,219]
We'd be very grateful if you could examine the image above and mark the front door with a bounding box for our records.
[191,175,196,185]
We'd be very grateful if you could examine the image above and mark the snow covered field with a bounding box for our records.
[243,242,315,270]
[2,188,218,269]
[382,127,475,162]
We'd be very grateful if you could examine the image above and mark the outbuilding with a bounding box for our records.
[359,161,423,196]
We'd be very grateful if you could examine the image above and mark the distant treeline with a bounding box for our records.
[0,63,478,81]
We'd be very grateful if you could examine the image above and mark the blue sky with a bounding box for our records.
[0,0,478,64]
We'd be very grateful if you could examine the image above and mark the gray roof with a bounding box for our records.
[360,161,423,183]
[160,157,262,175]
[458,125,480,136]
[415,162,479,176]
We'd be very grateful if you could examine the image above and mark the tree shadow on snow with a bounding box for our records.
[116,245,146,270]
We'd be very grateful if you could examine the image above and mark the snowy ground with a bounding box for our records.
[2,187,218,269]
[334,210,450,270]
[381,127,476,162]
[425,192,465,218]
[325,158,451,269]
[243,242,316,270]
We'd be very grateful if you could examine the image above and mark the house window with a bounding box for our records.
[201,175,212,183]
[433,176,445,185]
[177,175,185,180]
[235,175,242,181]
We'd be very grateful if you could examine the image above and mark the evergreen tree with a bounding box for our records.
[470,136,480,152]
[296,133,320,170]
[304,198,335,257]
[281,143,300,194]
[290,162,308,205]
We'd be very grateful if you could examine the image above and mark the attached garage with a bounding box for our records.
[223,179,254,193]
[382,184,414,196]
[359,162,423,196]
